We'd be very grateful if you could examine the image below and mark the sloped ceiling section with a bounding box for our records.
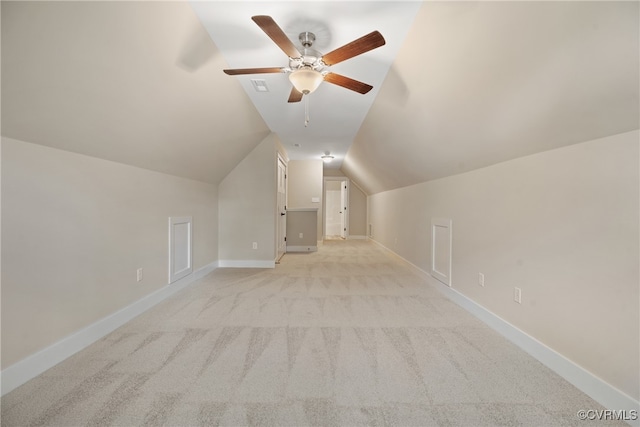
[1,1,270,185]
[3,1,638,192]
[344,1,640,195]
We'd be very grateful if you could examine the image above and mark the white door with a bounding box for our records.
[277,156,287,260]
[340,181,347,238]
[324,179,349,239]
[325,188,342,236]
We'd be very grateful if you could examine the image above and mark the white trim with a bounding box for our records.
[347,235,368,240]
[1,261,218,396]
[218,260,275,268]
[323,176,350,239]
[370,238,640,425]
[432,279,640,426]
[431,218,452,287]
[168,216,193,284]
[276,153,288,263]
[286,246,318,252]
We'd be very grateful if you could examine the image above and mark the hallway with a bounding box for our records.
[1,240,613,426]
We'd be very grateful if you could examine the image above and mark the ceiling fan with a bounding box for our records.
[223,15,386,103]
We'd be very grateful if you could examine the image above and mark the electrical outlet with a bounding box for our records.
[299,233,303,239]
[514,287,522,304]
[478,273,485,287]
[136,268,143,282]
[252,242,258,250]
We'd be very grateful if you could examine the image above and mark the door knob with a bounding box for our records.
[281,212,286,216]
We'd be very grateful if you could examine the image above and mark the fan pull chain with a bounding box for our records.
[304,95,310,127]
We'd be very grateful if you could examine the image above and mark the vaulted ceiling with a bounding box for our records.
[345,1,639,194]
[188,1,421,168]
[2,1,638,195]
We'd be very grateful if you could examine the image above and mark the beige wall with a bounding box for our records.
[368,131,639,400]
[218,133,283,263]
[288,160,323,241]
[286,210,318,248]
[1,137,218,368]
[288,160,323,208]
[348,182,367,237]
[323,168,346,177]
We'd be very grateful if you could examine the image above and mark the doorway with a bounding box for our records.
[276,155,287,261]
[323,178,348,240]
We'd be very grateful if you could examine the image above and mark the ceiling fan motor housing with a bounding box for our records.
[299,31,315,47]
[289,32,326,73]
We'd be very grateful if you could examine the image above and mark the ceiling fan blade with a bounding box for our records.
[252,15,301,58]
[324,73,373,94]
[288,87,303,103]
[223,67,284,75]
[321,31,386,66]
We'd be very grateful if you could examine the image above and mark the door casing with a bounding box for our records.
[276,155,287,260]
[323,176,349,239]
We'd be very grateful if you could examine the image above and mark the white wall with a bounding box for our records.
[1,137,218,369]
[369,131,639,401]
[218,133,284,265]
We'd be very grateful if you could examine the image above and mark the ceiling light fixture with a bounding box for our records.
[321,154,334,163]
[290,68,323,127]
[288,67,323,95]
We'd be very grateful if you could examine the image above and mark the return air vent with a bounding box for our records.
[251,79,269,92]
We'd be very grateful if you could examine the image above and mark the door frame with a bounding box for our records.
[323,176,349,239]
[276,154,288,261]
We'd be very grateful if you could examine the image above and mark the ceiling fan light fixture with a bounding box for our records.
[289,68,323,94]
[321,155,334,163]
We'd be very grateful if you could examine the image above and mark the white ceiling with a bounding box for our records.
[189,1,422,168]
[2,1,638,194]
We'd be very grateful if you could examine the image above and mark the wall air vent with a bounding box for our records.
[251,79,269,92]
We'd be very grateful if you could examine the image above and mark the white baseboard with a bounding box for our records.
[286,246,318,252]
[347,235,368,240]
[435,279,640,426]
[1,260,218,396]
[218,260,275,268]
[370,239,640,426]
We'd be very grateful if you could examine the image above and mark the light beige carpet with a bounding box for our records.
[2,240,616,426]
